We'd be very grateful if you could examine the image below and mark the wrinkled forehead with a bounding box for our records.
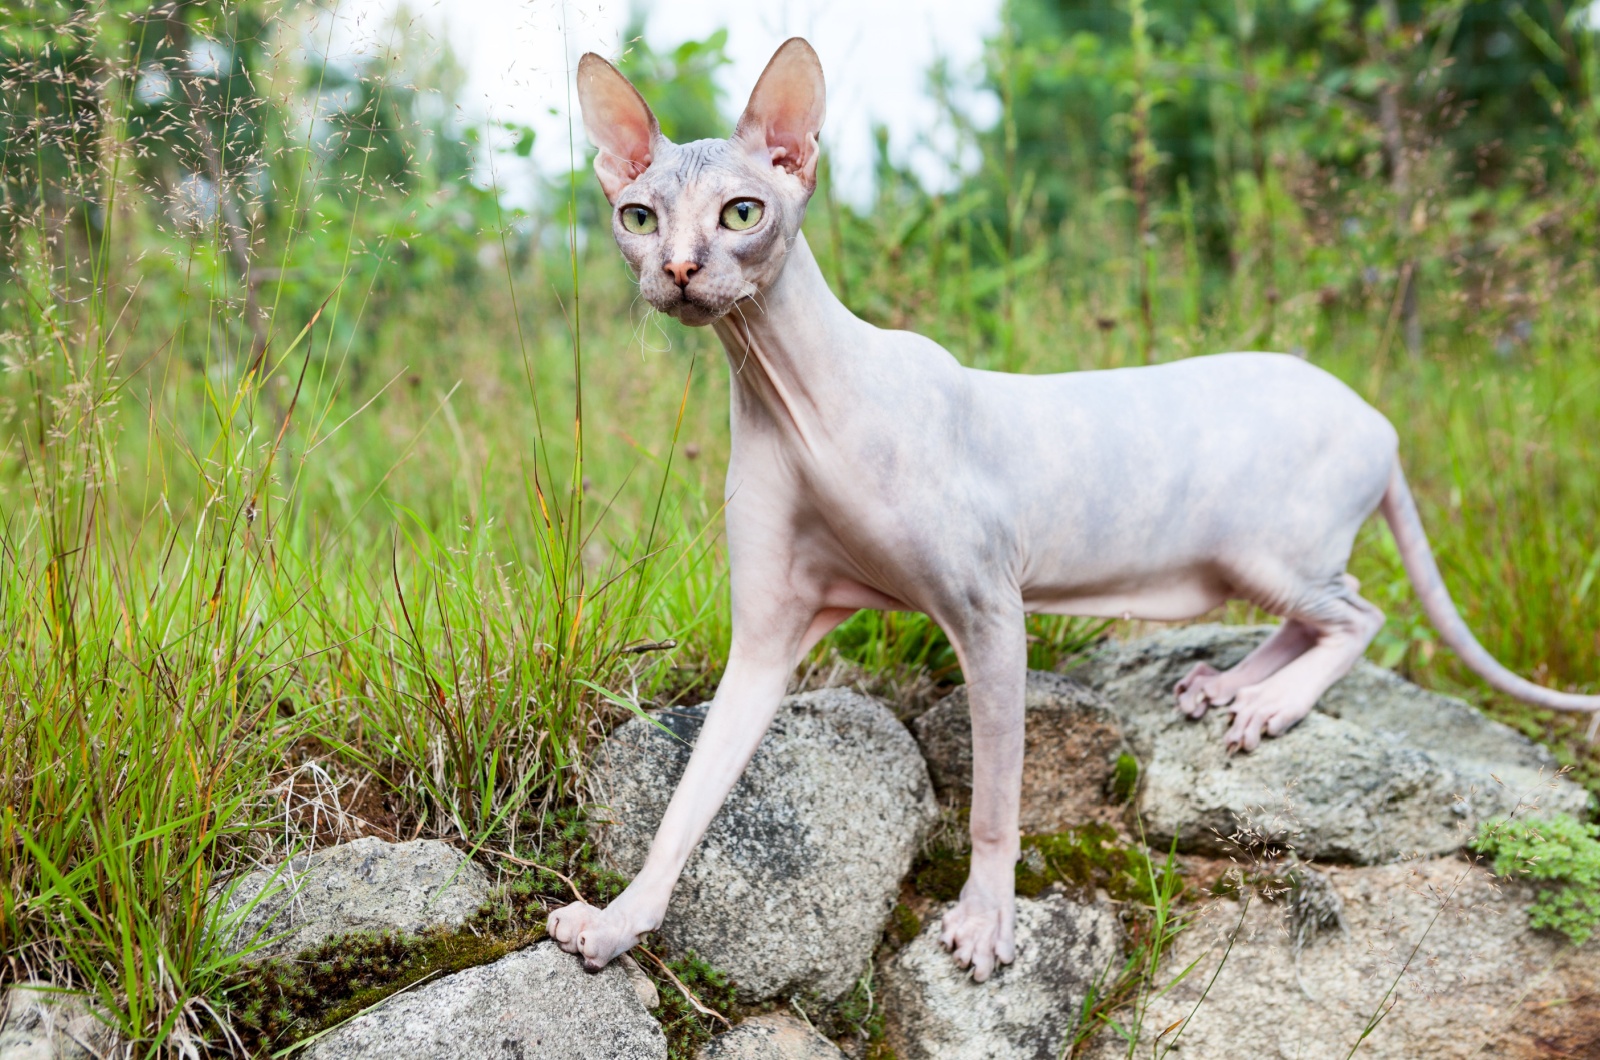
[626,138,765,205]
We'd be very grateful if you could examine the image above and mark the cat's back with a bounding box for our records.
[968,351,1389,438]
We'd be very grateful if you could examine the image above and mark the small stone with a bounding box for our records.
[299,942,666,1059]
[0,985,111,1060]
[912,672,1133,832]
[220,836,493,959]
[593,688,938,1003]
[620,954,661,1010]
[698,1013,845,1059]
[879,893,1122,1060]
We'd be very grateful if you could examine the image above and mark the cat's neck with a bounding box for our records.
[710,232,868,446]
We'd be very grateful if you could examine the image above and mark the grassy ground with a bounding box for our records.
[3,104,1598,1060]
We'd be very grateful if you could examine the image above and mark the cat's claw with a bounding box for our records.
[1174,661,1230,718]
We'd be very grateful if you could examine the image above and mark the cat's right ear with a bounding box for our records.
[576,54,662,203]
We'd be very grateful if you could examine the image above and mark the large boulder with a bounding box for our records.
[697,1013,845,1059]
[912,671,1133,832]
[0,986,111,1060]
[1071,625,1589,862]
[592,688,938,1003]
[879,893,1122,1060]
[300,942,666,1059]
[1084,857,1600,1059]
[221,837,493,958]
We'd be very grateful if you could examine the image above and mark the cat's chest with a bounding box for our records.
[730,424,995,589]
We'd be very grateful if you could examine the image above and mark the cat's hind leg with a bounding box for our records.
[1220,576,1385,752]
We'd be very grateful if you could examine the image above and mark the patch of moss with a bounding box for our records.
[910,841,970,902]
[225,927,521,1056]
[889,902,922,945]
[1025,823,1167,904]
[1110,752,1139,803]
[909,823,1174,907]
[1014,854,1053,899]
[507,805,631,913]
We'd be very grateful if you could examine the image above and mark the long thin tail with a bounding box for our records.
[1380,464,1600,719]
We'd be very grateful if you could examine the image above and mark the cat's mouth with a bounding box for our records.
[657,290,733,327]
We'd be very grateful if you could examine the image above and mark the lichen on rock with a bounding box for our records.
[879,893,1122,1060]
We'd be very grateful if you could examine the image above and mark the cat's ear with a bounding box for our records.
[577,53,663,203]
[734,38,825,191]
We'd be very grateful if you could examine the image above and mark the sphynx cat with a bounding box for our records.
[549,38,1600,982]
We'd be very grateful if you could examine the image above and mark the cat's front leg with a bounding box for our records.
[937,603,1027,981]
[549,585,832,972]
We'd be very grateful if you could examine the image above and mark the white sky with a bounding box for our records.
[331,0,1002,205]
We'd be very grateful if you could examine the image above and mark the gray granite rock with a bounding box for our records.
[698,1013,845,1059]
[0,986,111,1060]
[1082,857,1600,1059]
[222,836,493,958]
[593,688,938,1003]
[300,942,666,1059]
[1070,625,1590,861]
[879,893,1122,1060]
[912,671,1133,832]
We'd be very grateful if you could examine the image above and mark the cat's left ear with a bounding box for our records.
[734,38,826,191]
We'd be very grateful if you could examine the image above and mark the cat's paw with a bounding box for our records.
[938,891,1016,982]
[1223,683,1315,754]
[547,901,643,973]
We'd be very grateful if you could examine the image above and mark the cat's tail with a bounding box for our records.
[1380,464,1600,726]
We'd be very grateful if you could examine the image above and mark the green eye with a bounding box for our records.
[721,199,763,231]
[619,205,657,234]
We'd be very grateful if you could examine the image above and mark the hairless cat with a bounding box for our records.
[549,38,1599,982]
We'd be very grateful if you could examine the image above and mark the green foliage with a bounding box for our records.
[1471,814,1600,945]
[650,948,738,1060]
[825,611,961,681]
[1069,831,1197,1056]
[974,0,1595,270]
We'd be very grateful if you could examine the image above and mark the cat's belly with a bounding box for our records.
[1022,578,1229,621]
[815,569,1228,623]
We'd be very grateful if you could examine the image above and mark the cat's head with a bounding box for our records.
[576,39,825,326]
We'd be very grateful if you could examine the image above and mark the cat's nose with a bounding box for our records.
[663,259,699,288]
